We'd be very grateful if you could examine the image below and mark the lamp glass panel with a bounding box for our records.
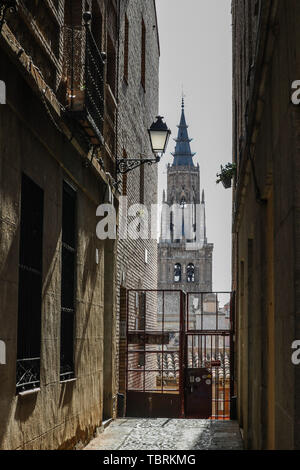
[150,130,168,153]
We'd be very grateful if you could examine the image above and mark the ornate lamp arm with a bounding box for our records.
[117,155,160,175]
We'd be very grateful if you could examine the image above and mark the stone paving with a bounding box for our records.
[84,419,243,451]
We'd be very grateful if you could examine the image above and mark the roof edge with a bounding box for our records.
[153,0,161,56]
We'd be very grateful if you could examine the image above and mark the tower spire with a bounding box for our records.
[171,98,196,167]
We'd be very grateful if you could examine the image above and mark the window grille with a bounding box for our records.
[16,174,44,393]
[60,182,77,381]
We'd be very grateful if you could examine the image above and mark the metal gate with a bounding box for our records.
[185,292,234,420]
[125,290,233,420]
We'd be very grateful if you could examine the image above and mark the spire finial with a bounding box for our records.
[181,85,185,109]
[202,189,205,204]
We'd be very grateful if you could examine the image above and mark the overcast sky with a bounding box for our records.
[156,0,232,292]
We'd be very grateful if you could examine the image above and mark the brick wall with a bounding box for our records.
[116,0,160,398]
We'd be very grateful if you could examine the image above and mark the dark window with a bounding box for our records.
[174,263,181,283]
[141,19,146,90]
[124,14,129,83]
[107,34,116,96]
[187,263,195,283]
[91,1,103,52]
[60,182,77,381]
[16,174,44,393]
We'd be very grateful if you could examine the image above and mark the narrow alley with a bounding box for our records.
[84,419,243,451]
[1,0,300,454]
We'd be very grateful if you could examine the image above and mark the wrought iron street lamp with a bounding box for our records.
[117,116,171,175]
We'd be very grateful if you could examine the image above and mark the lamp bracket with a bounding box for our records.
[117,155,160,175]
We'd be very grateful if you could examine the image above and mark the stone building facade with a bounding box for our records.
[232,0,300,450]
[0,0,121,450]
[158,101,214,306]
[116,0,160,400]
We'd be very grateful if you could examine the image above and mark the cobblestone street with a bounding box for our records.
[84,419,243,451]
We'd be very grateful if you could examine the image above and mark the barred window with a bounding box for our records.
[16,174,44,393]
[60,182,77,381]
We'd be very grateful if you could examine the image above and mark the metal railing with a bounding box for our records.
[84,27,105,142]
[63,25,105,145]
[16,358,40,393]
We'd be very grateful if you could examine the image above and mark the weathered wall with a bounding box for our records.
[232,0,300,450]
[0,0,119,448]
[116,0,160,396]
[158,243,213,293]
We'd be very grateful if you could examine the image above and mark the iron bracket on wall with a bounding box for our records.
[117,155,160,175]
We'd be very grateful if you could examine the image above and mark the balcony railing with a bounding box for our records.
[103,83,117,172]
[85,27,105,143]
[63,24,105,146]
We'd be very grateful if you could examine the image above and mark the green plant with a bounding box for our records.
[216,163,237,188]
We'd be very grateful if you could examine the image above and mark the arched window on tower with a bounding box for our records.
[187,263,195,283]
[174,263,181,282]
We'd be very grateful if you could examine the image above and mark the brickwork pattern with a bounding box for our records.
[116,0,160,398]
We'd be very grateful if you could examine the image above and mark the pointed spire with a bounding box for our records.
[171,98,196,167]
[202,189,205,204]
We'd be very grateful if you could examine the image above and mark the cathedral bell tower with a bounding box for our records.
[158,99,213,292]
